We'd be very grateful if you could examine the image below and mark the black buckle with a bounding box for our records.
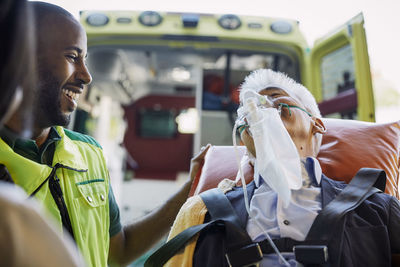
[225,243,263,267]
[294,245,329,264]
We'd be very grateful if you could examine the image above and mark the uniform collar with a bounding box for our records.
[52,126,88,171]
[0,138,53,195]
[0,127,88,195]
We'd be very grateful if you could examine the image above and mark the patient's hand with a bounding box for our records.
[189,144,211,183]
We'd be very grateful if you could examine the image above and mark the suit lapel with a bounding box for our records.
[321,174,346,208]
[226,181,256,228]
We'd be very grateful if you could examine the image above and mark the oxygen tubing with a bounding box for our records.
[233,119,290,266]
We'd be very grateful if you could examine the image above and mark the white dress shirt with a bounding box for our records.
[245,157,323,266]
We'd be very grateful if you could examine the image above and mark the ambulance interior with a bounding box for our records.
[73,45,298,218]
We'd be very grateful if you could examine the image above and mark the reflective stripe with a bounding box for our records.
[76,179,105,185]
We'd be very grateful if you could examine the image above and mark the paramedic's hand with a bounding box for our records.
[189,144,211,182]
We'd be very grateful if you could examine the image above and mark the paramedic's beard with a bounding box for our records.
[36,74,71,128]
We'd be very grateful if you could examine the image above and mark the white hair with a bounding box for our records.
[239,69,323,148]
[239,69,321,118]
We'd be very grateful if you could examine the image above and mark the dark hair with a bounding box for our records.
[0,0,35,129]
[29,1,77,56]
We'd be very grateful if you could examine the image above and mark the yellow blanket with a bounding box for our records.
[164,179,236,266]
[164,195,207,267]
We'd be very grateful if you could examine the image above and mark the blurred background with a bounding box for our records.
[33,0,400,265]
[39,0,400,122]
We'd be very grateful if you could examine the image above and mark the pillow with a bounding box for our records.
[189,146,250,196]
[189,118,400,198]
[318,118,399,198]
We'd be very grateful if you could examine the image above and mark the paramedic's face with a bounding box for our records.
[240,87,316,158]
[35,15,92,127]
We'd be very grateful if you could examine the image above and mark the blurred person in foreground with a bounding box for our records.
[0,1,208,266]
[157,69,400,267]
[0,0,85,266]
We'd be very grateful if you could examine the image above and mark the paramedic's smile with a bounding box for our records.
[61,84,84,113]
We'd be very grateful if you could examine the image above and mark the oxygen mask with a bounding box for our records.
[236,91,273,130]
[237,90,303,205]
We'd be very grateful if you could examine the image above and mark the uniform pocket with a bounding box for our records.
[75,179,107,207]
[72,179,109,265]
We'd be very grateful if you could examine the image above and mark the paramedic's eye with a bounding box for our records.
[65,54,79,63]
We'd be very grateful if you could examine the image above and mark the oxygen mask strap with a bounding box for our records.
[278,103,312,117]
[237,123,249,135]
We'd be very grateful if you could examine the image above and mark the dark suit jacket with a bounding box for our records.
[193,175,400,267]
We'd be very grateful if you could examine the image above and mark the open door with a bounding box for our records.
[309,13,374,121]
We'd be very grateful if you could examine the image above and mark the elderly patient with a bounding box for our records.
[158,69,400,267]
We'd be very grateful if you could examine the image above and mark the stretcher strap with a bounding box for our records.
[144,188,255,267]
[306,168,384,241]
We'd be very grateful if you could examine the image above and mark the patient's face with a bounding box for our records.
[240,87,315,158]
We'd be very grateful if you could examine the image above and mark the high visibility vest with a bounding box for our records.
[0,126,110,267]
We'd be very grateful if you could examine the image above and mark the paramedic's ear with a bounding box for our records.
[311,117,326,135]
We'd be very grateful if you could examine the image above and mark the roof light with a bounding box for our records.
[248,23,262,29]
[86,13,109,27]
[270,21,292,34]
[218,14,241,30]
[139,11,163,27]
[117,17,132,24]
[182,14,199,28]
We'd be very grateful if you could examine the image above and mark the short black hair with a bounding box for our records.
[29,1,79,60]
[29,1,76,28]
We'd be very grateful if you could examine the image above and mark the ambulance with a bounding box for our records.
[77,11,373,182]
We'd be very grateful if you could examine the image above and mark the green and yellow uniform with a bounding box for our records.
[0,126,121,266]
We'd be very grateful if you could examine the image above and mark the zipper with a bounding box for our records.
[30,163,87,242]
[48,173,75,241]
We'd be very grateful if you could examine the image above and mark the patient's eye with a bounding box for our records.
[260,88,287,99]
[270,93,281,98]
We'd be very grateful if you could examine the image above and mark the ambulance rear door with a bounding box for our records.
[309,13,374,121]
